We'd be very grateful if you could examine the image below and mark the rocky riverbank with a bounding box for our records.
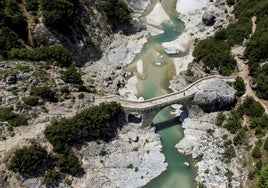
[169,0,234,91]
[73,124,167,188]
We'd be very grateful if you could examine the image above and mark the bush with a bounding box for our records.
[0,107,28,127]
[216,112,225,126]
[30,86,57,102]
[61,64,82,84]
[40,0,76,32]
[264,137,268,151]
[252,146,262,158]
[234,76,245,97]
[103,0,132,30]
[250,115,268,129]
[56,151,80,176]
[25,0,39,11]
[44,102,122,152]
[258,164,268,188]
[8,115,29,127]
[60,86,70,95]
[233,128,247,146]
[9,45,73,67]
[43,168,62,187]
[225,110,242,134]
[193,38,236,75]
[0,27,22,58]
[8,143,48,175]
[227,0,235,6]
[23,96,39,106]
[239,96,264,117]
[78,93,84,99]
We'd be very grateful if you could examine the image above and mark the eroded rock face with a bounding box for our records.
[193,81,236,112]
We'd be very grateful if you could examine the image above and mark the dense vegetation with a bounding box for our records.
[40,0,77,32]
[42,102,122,180]
[8,143,49,175]
[193,38,236,75]
[233,76,245,97]
[45,102,122,152]
[61,64,83,84]
[30,85,57,102]
[8,45,74,67]
[102,0,133,30]
[193,0,268,99]
[0,107,29,127]
[7,102,122,185]
[258,164,268,188]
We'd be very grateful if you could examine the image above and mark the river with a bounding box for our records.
[126,0,196,187]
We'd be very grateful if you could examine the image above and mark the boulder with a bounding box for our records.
[202,11,216,26]
[127,131,139,142]
[193,81,236,112]
[5,75,17,84]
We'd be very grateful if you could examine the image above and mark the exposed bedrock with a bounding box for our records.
[193,81,237,112]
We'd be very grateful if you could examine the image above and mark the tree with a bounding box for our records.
[234,76,245,96]
[8,143,48,175]
[61,64,82,84]
[252,146,262,158]
[258,164,268,188]
[30,86,57,102]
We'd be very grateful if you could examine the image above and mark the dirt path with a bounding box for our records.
[19,2,35,46]
[232,16,268,114]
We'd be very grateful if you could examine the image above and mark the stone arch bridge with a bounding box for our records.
[95,75,236,127]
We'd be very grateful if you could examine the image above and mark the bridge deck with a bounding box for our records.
[95,75,236,110]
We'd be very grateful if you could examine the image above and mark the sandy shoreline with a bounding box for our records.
[146,2,170,26]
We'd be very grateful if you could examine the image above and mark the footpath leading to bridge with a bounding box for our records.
[95,75,236,126]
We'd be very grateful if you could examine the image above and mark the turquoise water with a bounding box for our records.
[126,0,196,187]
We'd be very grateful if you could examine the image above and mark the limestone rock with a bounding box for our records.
[128,131,139,142]
[202,11,216,26]
[193,81,236,112]
[5,75,17,84]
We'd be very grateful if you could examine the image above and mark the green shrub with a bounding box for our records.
[250,115,268,129]
[233,128,247,146]
[56,151,80,176]
[61,64,82,84]
[25,0,39,11]
[43,168,62,187]
[44,102,122,152]
[0,27,22,58]
[227,0,235,5]
[185,69,194,77]
[0,107,16,122]
[7,115,29,127]
[8,143,48,175]
[193,38,236,75]
[258,164,268,188]
[9,45,73,67]
[225,110,242,134]
[103,0,132,25]
[0,107,28,127]
[40,0,76,32]
[234,76,245,97]
[78,93,84,99]
[127,164,134,169]
[60,86,70,95]
[239,96,264,117]
[264,137,268,151]
[216,112,225,126]
[30,86,57,102]
[23,96,39,106]
[252,146,262,158]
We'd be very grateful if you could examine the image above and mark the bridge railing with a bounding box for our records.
[117,75,236,104]
[95,75,236,106]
